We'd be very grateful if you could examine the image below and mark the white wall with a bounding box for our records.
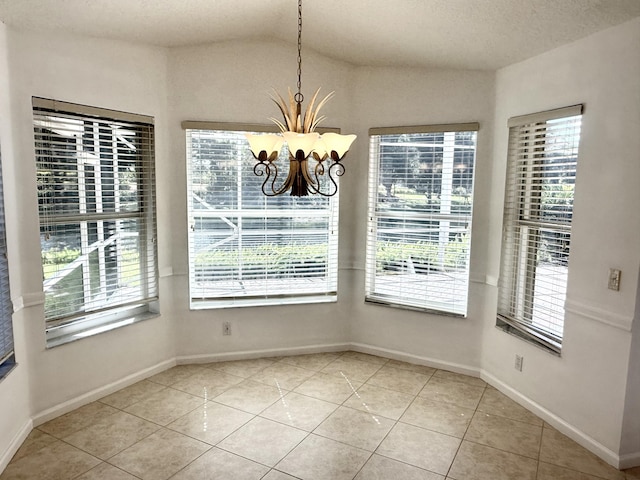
[0,21,32,471]
[3,28,176,417]
[166,40,354,359]
[0,15,639,472]
[483,17,640,461]
[347,67,496,370]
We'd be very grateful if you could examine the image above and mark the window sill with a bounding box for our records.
[46,309,159,349]
[0,354,17,382]
[496,316,561,356]
[365,297,467,318]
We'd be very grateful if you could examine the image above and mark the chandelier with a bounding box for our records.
[245,0,356,197]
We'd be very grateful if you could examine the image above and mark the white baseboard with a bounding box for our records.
[481,371,622,469]
[32,358,175,427]
[350,342,481,378]
[176,343,351,364]
[0,419,32,474]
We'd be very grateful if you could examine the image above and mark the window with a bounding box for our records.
[184,123,339,308]
[0,145,14,379]
[497,105,583,353]
[33,98,158,347]
[365,124,478,315]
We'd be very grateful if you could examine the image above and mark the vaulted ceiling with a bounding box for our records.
[1,0,639,70]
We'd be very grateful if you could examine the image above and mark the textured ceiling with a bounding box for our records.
[0,0,639,70]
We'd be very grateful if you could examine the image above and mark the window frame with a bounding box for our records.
[365,123,479,316]
[497,104,583,354]
[33,98,159,347]
[0,141,14,380]
[183,121,341,309]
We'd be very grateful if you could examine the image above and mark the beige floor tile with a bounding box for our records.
[448,441,537,480]
[355,453,445,480]
[626,466,640,479]
[419,376,485,410]
[6,354,633,480]
[276,434,370,480]
[169,447,269,479]
[0,439,100,480]
[217,417,307,467]
[433,370,487,387]
[9,429,57,463]
[64,411,160,460]
[99,380,166,409]
[294,372,361,404]
[249,362,316,390]
[38,402,119,438]
[342,351,389,365]
[124,388,203,426]
[464,412,542,458]
[167,401,253,445]
[385,359,437,376]
[76,462,139,479]
[170,368,245,398]
[377,422,461,475]
[539,427,625,480]
[260,391,338,431]
[212,379,283,414]
[314,405,395,451]
[344,383,414,420]
[321,356,383,382]
[148,365,209,386]
[278,352,342,370]
[537,461,608,479]
[401,397,474,438]
[366,365,431,395]
[109,428,210,480]
[477,388,543,426]
[210,358,276,378]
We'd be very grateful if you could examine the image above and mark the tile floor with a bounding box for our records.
[3,351,639,480]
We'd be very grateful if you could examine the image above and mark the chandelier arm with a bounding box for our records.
[304,160,341,198]
[271,159,298,196]
[304,160,325,195]
[254,161,278,197]
[323,160,345,196]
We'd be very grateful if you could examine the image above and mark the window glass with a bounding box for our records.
[186,128,339,308]
[366,128,477,315]
[33,99,158,346]
[497,109,582,352]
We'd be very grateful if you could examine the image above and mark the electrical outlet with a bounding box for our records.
[223,321,231,336]
[515,354,523,372]
[608,268,621,291]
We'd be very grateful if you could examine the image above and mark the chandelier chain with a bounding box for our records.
[296,0,303,103]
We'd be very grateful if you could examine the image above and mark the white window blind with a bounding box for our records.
[0,145,14,379]
[497,105,583,353]
[366,125,478,315]
[185,127,339,308]
[33,98,158,346]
